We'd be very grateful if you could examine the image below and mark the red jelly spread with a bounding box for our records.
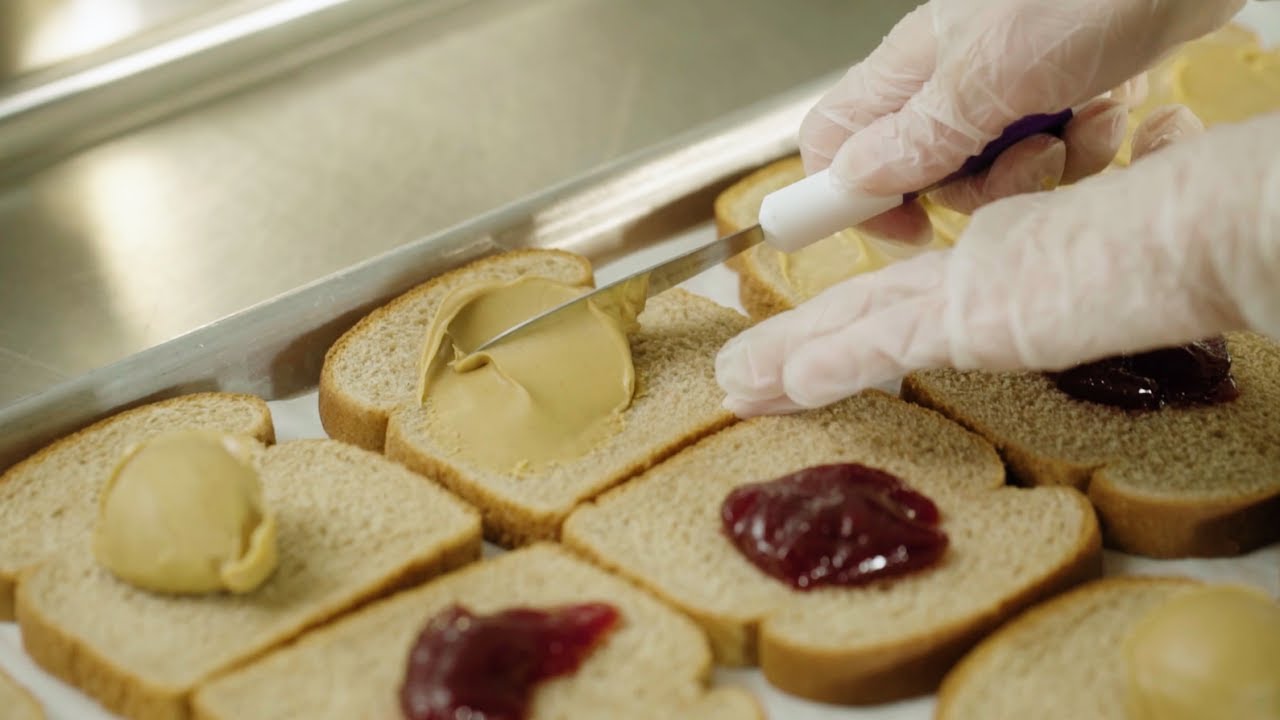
[1048,336,1239,411]
[721,463,948,590]
[399,602,620,720]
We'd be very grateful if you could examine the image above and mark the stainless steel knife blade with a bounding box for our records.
[470,224,765,353]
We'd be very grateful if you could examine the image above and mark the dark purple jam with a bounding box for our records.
[720,463,948,590]
[1048,336,1239,411]
[399,603,620,720]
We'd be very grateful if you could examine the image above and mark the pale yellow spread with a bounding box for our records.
[93,430,278,595]
[1124,584,1280,720]
[416,275,640,474]
[776,198,963,297]
[1118,23,1280,164]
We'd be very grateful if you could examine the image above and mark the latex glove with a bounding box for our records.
[717,106,1280,416]
[799,0,1245,244]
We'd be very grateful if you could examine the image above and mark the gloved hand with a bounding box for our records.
[717,107,1280,416]
[800,0,1246,244]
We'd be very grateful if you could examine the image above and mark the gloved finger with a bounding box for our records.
[723,393,809,419]
[855,200,935,247]
[926,133,1066,215]
[1060,98,1129,183]
[716,251,948,406]
[1108,72,1149,108]
[780,285,949,410]
[1130,104,1206,160]
[798,5,937,175]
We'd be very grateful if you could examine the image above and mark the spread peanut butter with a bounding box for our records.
[93,430,278,595]
[417,275,640,473]
[1124,584,1280,720]
[1119,23,1280,164]
[777,199,961,297]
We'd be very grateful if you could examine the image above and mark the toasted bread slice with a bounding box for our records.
[319,249,751,546]
[0,666,44,720]
[193,543,762,720]
[935,576,1200,720]
[0,392,275,620]
[562,390,1101,705]
[716,155,965,320]
[16,439,482,720]
[901,332,1280,558]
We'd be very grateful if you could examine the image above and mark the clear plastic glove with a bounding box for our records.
[799,0,1245,244]
[717,107,1280,416]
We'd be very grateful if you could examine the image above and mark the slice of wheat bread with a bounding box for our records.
[716,155,965,321]
[318,249,594,453]
[562,390,1102,705]
[0,392,275,621]
[0,666,45,720]
[935,576,1200,720]
[192,542,762,720]
[15,438,482,720]
[320,248,752,546]
[901,332,1280,559]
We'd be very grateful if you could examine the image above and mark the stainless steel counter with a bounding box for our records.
[0,0,910,407]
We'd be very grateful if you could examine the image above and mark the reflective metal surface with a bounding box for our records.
[0,0,911,409]
[0,0,224,81]
[0,77,819,472]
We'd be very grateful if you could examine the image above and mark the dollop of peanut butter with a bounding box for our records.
[1125,584,1280,720]
[92,430,278,595]
[417,275,640,473]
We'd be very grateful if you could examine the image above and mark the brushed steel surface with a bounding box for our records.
[0,0,224,81]
[0,78,819,472]
[0,0,911,408]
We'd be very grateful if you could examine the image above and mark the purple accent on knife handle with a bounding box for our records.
[902,109,1073,201]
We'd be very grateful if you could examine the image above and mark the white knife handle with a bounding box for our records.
[757,168,903,253]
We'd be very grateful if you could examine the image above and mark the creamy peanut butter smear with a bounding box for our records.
[417,275,642,474]
[776,199,962,297]
[1124,584,1280,720]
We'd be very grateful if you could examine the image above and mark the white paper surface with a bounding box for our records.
[6,6,1280,715]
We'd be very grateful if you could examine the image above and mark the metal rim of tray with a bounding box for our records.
[0,72,834,472]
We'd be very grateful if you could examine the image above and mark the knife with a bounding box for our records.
[471,110,1073,354]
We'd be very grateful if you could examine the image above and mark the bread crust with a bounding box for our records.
[317,248,594,451]
[14,436,483,720]
[325,248,747,547]
[759,487,1102,704]
[15,519,480,720]
[900,335,1280,559]
[713,156,804,321]
[0,666,45,720]
[563,390,1104,705]
[386,393,739,547]
[933,575,1199,720]
[0,393,275,621]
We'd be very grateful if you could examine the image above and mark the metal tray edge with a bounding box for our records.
[0,75,831,472]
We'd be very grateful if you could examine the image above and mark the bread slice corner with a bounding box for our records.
[562,389,1102,705]
[935,575,1201,720]
[15,438,482,720]
[321,248,752,546]
[0,666,44,720]
[192,542,764,720]
[901,331,1280,558]
[0,392,275,621]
